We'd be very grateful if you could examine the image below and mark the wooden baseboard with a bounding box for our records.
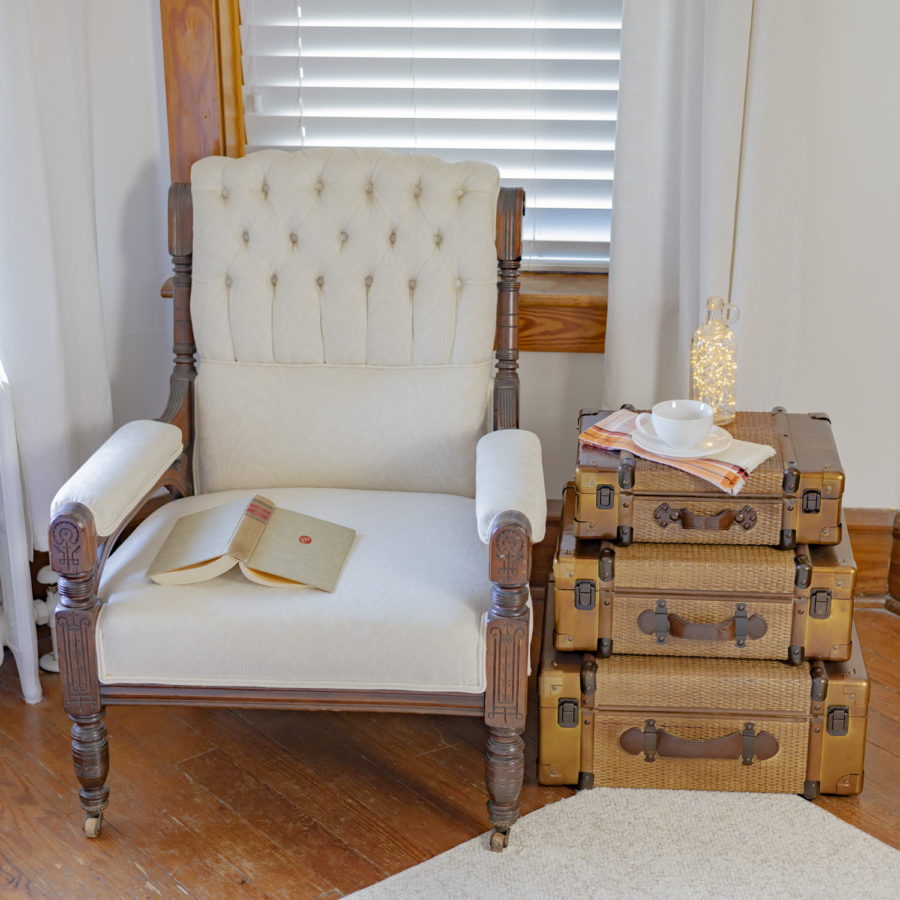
[531,504,898,605]
[846,508,896,597]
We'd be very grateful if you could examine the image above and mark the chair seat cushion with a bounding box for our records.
[97,487,494,693]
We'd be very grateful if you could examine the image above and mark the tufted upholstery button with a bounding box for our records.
[225,275,233,287]
[339,230,348,243]
[316,275,324,287]
[364,275,373,287]
[389,231,397,244]
[289,232,298,244]
[221,188,229,199]
[271,274,278,286]
[365,181,373,194]
[408,278,417,289]
[315,179,324,192]
[413,185,421,198]
[434,232,443,245]
[242,230,250,242]
[456,188,465,198]
[455,277,463,288]
[262,182,269,195]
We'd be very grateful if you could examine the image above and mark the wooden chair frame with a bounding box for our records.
[50,182,530,851]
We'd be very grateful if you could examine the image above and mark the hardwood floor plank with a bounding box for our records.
[0,732,190,900]
[0,841,53,899]
[178,747,385,894]
[173,706,476,871]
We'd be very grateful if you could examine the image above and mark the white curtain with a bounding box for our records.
[0,0,114,551]
[602,0,753,407]
[604,0,900,506]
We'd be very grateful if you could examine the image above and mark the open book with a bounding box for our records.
[147,495,355,591]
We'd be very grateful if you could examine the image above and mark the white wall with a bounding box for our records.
[88,1,172,427]
[519,351,604,502]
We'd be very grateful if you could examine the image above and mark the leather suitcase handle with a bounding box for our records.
[620,720,779,764]
[654,503,758,532]
[637,606,768,643]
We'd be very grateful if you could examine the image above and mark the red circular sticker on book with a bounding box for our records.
[299,535,312,544]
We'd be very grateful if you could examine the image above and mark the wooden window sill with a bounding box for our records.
[519,272,607,353]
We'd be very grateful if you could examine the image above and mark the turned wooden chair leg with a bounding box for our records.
[70,711,109,837]
[486,725,525,850]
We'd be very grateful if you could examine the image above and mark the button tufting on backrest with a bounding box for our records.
[271,274,278,285]
[225,275,233,287]
[221,188,229,199]
[457,188,465,198]
[191,149,500,373]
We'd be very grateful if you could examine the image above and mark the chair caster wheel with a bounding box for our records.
[83,814,103,838]
[489,828,509,852]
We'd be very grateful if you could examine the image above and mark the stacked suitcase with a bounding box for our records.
[539,408,869,799]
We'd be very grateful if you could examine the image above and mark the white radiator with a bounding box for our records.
[0,362,42,703]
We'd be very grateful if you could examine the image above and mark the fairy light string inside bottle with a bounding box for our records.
[690,296,739,426]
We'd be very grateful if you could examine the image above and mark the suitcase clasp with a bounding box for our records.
[827,705,849,736]
[557,698,580,728]
[802,489,822,514]
[574,580,596,611]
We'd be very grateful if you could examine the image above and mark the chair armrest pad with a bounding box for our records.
[475,430,546,544]
[51,420,183,537]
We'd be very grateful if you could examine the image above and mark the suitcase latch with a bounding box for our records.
[810,589,832,619]
[557,698,579,728]
[827,706,849,736]
[802,489,822,514]
[574,580,596,611]
[595,484,615,509]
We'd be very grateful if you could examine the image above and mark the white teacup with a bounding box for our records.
[636,400,714,451]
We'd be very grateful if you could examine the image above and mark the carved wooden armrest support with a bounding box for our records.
[485,509,531,730]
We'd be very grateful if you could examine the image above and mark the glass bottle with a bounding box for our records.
[690,296,739,426]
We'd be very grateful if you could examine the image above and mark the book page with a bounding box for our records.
[147,498,248,582]
[246,507,356,592]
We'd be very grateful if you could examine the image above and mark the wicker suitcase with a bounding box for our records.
[575,408,844,548]
[539,583,868,798]
[555,485,856,663]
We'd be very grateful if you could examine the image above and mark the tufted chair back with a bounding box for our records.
[190,149,501,497]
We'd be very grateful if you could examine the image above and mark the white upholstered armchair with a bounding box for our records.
[49,149,545,850]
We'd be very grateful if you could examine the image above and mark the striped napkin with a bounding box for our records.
[579,409,776,495]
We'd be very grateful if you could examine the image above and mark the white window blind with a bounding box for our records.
[239,0,622,271]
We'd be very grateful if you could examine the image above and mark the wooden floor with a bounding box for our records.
[0,606,897,899]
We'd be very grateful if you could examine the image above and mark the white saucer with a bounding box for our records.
[633,420,733,459]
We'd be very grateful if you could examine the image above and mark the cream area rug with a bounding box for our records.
[351,789,900,899]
